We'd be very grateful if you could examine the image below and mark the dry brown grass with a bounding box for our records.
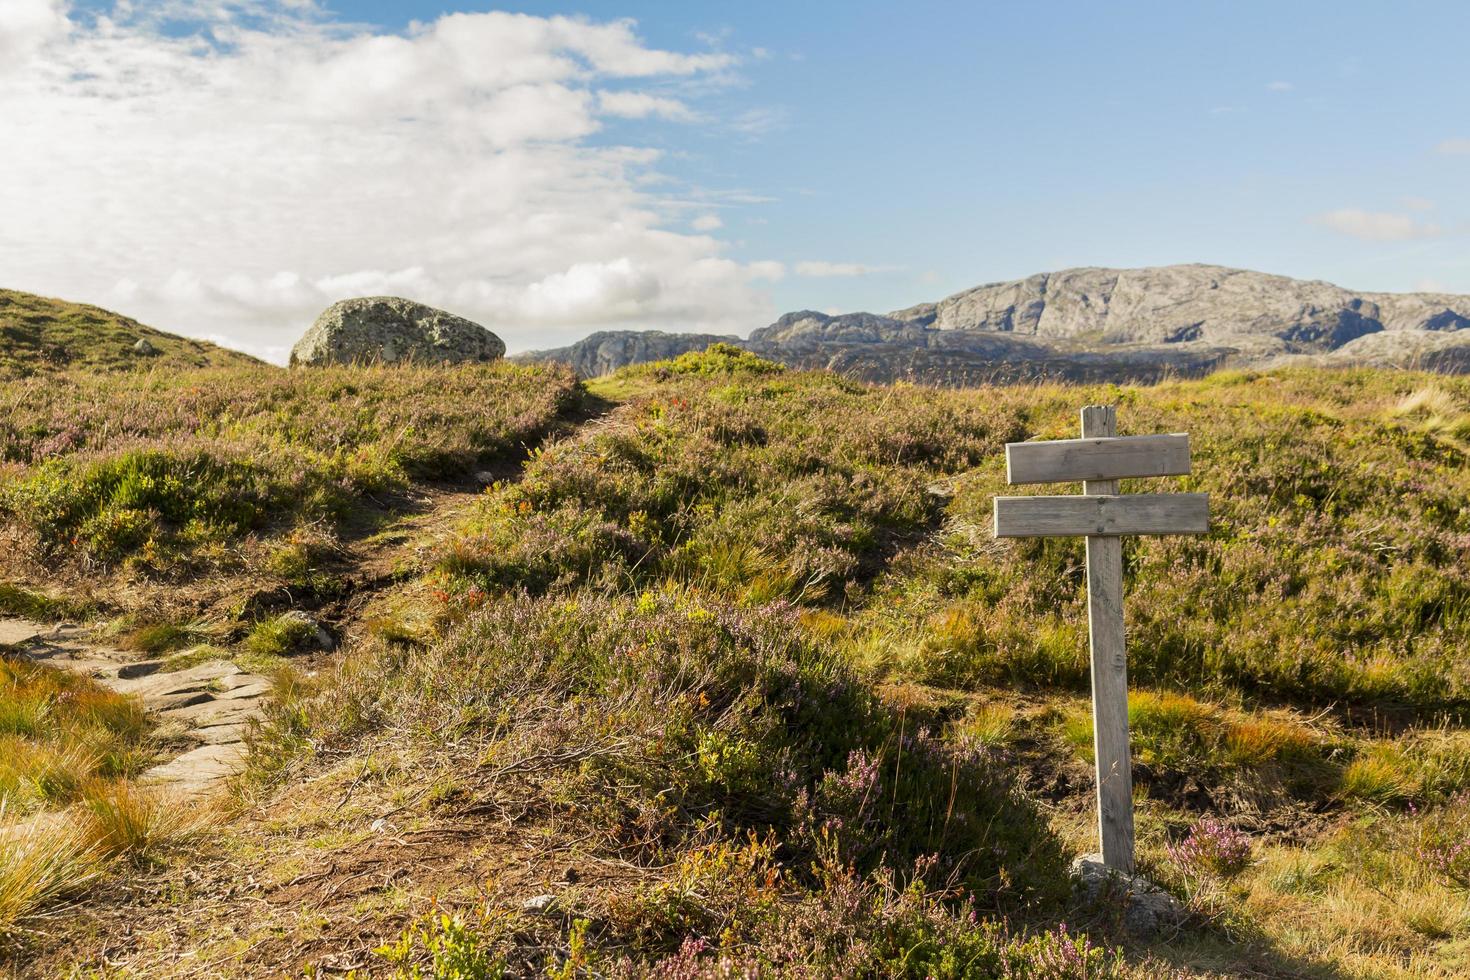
[0,808,101,942]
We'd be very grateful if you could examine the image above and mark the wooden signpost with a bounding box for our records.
[993,406,1208,874]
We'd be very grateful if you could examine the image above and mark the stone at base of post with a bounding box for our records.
[1070,852,1186,936]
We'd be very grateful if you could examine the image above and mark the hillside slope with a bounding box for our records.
[0,289,261,375]
[9,352,1470,978]
[518,264,1470,382]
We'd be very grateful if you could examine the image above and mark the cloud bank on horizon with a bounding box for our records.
[0,0,800,360]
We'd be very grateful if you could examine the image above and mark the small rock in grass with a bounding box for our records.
[522,894,557,914]
[1070,852,1185,936]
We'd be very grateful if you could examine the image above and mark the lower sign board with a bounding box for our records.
[993,492,1209,538]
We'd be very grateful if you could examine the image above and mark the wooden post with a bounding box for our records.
[1080,405,1135,873]
[994,407,1207,875]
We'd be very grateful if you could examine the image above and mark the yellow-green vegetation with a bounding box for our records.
[0,656,202,939]
[0,289,260,377]
[13,346,1470,977]
[0,351,582,945]
[222,352,1470,976]
[0,361,579,577]
[0,656,151,811]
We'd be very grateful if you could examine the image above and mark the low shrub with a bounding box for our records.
[441,369,1025,606]
[1166,817,1253,878]
[363,853,1153,979]
[272,589,1068,907]
[0,362,579,576]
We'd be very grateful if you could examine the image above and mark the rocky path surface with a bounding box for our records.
[1,618,271,795]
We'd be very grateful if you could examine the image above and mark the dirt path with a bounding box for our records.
[0,482,497,796]
[2,619,271,795]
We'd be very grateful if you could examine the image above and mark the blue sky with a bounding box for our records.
[5,1,1469,357]
[337,0,1470,308]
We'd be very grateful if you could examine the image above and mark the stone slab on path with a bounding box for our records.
[4,620,273,796]
[0,618,45,647]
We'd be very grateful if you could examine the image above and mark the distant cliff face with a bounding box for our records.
[887,264,1470,349]
[511,330,738,378]
[515,265,1470,383]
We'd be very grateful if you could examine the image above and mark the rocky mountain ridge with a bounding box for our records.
[516,264,1470,383]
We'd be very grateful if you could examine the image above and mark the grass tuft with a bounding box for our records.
[78,781,210,864]
[0,808,100,940]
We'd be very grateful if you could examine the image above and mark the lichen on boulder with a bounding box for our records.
[290,296,505,367]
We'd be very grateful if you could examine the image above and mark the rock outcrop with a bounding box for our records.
[510,330,736,378]
[888,264,1470,350]
[514,265,1470,384]
[291,297,505,367]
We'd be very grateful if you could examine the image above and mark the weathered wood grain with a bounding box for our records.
[1005,433,1190,485]
[992,492,1209,538]
[1080,405,1134,874]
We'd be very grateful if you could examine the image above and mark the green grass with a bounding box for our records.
[0,289,260,377]
[0,657,152,814]
[244,614,321,658]
[0,584,89,623]
[0,812,102,942]
[0,360,580,578]
[17,347,1470,977]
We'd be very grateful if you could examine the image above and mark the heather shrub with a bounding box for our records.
[1059,690,1338,803]
[627,342,786,379]
[0,362,578,575]
[272,589,1067,905]
[8,448,297,567]
[365,854,1142,979]
[859,369,1470,715]
[442,369,1026,605]
[1166,817,1252,878]
[1412,793,1470,889]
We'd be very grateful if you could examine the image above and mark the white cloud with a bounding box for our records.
[691,213,723,231]
[1438,138,1470,155]
[0,0,68,74]
[1313,209,1444,242]
[730,106,789,137]
[598,90,696,121]
[1265,80,1293,92]
[1402,196,1436,212]
[0,3,776,359]
[795,261,900,278]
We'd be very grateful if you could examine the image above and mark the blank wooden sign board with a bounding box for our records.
[994,406,1208,874]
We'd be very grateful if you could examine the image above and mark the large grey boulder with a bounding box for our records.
[291,297,505,367]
